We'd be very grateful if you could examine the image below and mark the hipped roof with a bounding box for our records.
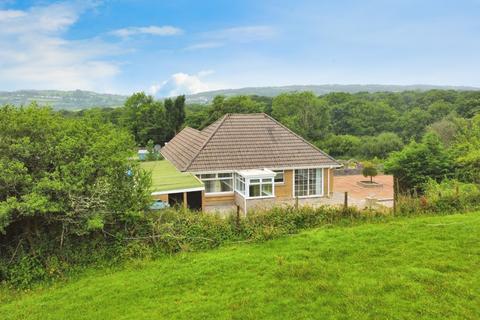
[161,113,340,172]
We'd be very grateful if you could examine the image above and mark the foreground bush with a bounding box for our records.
[2,158,480,288]
[0,105,151,287]
[396,179,480,215]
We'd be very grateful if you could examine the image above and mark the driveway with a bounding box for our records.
[333,174,394,208]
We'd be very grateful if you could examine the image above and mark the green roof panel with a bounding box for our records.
[140,160,204,193]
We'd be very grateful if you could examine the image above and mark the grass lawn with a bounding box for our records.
[1,213,479,319]
[140,160,203,193]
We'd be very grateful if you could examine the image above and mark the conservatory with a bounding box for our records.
[235,169,276,200]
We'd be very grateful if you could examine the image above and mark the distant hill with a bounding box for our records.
[186,84,480,104]
[0,90,127,110]
[2,85,479,109]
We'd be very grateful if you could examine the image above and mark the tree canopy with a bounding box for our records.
[0,104,151,249]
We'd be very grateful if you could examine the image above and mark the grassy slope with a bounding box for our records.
[1,213,479,320]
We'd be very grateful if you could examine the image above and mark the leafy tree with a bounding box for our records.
[362,162,378,183]
[145,139,163,161]
[165,95,186,138]
[450,114,480,183]
[330,100,397,136]
[396,107,433,141]
[121,92,168,145]
[320,135,361,158]
[0,104,151,252]
[456,96,480,118]
[360,132,404,159]
[384,132,454,192]
[427,101,453,121]
[428,117,464,147]
[200,95,266,128]
[272,92,331,140]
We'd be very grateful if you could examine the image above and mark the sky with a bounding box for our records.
[0,0,479,96]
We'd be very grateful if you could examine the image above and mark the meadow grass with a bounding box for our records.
[1,212,479,319]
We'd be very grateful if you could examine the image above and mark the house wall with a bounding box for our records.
[204,193,235,206]
[323,168,334,197]
[152,194,168,202]
[275,170,293,199]
[202,168,335,211]
[234,192,246,214]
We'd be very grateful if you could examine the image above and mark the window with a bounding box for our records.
[294,168,323,197]
[235,175,245,195]
[248,177,273,198]
[197,173,233,194]
[273,170,284,183]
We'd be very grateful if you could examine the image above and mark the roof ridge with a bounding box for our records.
[184,113,230,171]
[262,113,341,166]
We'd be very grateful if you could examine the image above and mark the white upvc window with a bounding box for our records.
[294,168,323,197]
[235,169,276,199]
[273,170,284,184]
[248,177,274,198]
[235,175,246,195]
[197,173,233,194]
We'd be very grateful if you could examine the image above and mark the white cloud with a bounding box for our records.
[0,2,120,91]
[206,25,276,42]
[149,71,224,97]
[185,25,276,51]
[0,9,25,20]
[184,41,224,51]
[111,25,183,38]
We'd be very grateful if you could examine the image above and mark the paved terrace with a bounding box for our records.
[332,174,394,208]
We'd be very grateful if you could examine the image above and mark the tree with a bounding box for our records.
[456,97,480,118]
[145,139,162,161]
[362,162,378,183]
[330,100,397,136]
[384,132,454,192]
[320,135,361,158]
[200,95,266,128]
[396,107,433,141]
[360,132,404,159]
[121,92,168,146]
[450,114,480,183]
[0,104,151,252]
[428,117,464,147]
[272,92,331,140]
[165,95,186,138]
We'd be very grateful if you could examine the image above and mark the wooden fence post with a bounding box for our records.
[236,205,240,231]
[295,195,299,210]
[344,192,348,210]
[393,176,397,215]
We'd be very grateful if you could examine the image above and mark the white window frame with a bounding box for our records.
[197,172,234,195]
[235,174,246,195]
[293,168,324,198]
[247,177,275,199]
[273,170,285,184]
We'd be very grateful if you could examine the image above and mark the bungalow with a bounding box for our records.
[160,113,341,213]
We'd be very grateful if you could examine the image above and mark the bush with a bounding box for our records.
[395,179,480,215]
[3,186,480,288]
[362,162,378,182]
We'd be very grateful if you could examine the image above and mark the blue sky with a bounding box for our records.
[0,0,479,96]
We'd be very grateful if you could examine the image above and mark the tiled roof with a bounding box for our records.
[161,113,340,172]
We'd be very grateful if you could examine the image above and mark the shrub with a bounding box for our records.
[3,186,480,288]
[362,162,378,182]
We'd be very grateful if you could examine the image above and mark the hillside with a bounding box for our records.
[185,84,480,103]
[0,90,127,110]
[2,212,479,320]
[2,85,479,109]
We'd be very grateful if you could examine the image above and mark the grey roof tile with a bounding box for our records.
[161,113,340,172]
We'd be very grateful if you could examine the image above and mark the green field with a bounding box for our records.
[1,213,479,319]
